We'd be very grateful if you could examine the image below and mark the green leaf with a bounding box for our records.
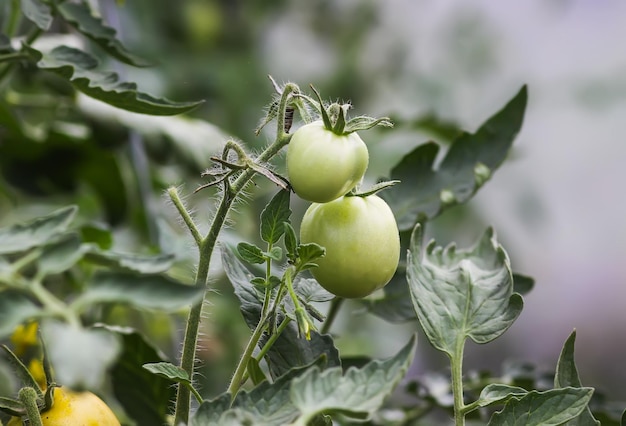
[102,327,175,426]
[143,362,190,384]
[73,271,205,312]
[407,224,523,356]
[38,233,89,276]
[83,250,175,274]
[294,278,334,303]
[221,245,264,327]
[55,1,151,67]
[474,384,528,409]
[79,223,112,250]
[247,357,267,386]
[20,0,52,30]
[513,273,535,295]
[27,45,203,116]
[267,246,283,261]
[260,189,291,245]
[0,291,41,339]
[383,86,528,230]
[41,321,122,389]
[0,206,77,254]
[236,242,266,264]
[192,358,327,425]
[284,222,297,261]
[296,243,325,270]
[488,387,595,426]
[290,336,416,423]
[221,246,340,379]
[1,345,43,397]
[555,330,600,425]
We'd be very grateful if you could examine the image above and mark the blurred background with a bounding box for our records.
[1,0,625,409]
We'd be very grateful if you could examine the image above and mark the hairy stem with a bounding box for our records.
[168,187,202,246]
[172,83,297,423]
[19,387,43,426]
[227,317,267,400]
[451,338,466,426]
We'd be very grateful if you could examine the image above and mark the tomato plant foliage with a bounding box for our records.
[1,2,624,425]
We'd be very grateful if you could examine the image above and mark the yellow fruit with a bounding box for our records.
[7,387,120,426]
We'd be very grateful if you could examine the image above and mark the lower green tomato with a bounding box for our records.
[300,195,400,298]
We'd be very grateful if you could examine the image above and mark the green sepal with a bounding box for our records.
[1,346,44,397]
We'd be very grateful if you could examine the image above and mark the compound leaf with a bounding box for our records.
[26,45,202,116]
[407,224,523,356]
[290,336,416,423]
[56,1,151,67]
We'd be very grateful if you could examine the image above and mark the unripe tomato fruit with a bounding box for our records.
[300,195,400,298]
[7,387,120,426]
[286,120,369,203]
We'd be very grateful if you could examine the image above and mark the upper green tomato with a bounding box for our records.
[286,120,369,203]
[300,195,400,298]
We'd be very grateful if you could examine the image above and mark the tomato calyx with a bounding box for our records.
[347,180,401,198]
[308,85,393,136]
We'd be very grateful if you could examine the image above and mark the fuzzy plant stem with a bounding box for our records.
[172,84,298,424]
[19,387,43,426]
[451,338,467,426]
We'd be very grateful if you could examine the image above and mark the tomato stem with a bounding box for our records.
[320,297,344,335]
[451,337,467,426]
[18,387,43,426]
[167,187,202,247]
[172,82,297,424]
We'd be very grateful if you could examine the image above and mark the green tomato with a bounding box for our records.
[286,120,369,203]
[300,195,400,298]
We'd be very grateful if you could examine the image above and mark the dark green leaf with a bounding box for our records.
[0,291,41,339]
[41,321,122,389]
[192,357,329,425]
[80,223,112,250]
[284,223,297,261]
[359,269,416,323]
[27,45,203,116]
[513,273,535,296]
[290,336,416,422]
[247,357,267,386]
[407,224,523,356]
[260,189,291,245]
[294,277,334,303]
[38,233,88,276]
[191,394,232,426]
[55,1,151,67]
[237,242,266,264]
[474,384,528,409]
[83,249,175,274]
[73,271,205,312]
[383,86,528,230]
[101,327,175,426]
[221,246,339,379]
[555,330,600,426]
[20,0,52,30]
[221,245,264,327]
[488,387,594,426]
[0,206,77,254]
[267,246,283,261]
